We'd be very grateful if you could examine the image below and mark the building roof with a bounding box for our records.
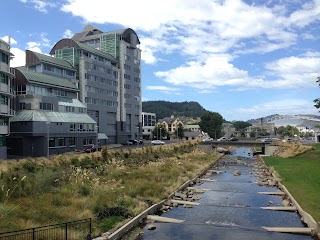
[183,131,202,138]
[49,39,117,63]
[76,41,117,62]
[58,97,86,108]
[16,67,78,91]
[29,51,74,70]
[11,110,96,123]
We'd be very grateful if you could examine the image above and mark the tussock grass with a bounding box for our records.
[263,143,320,222]
[0,141,220,236]
[271,141,314,158]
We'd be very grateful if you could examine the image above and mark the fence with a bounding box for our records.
[0,218,92,240]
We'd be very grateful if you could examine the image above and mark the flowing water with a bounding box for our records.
[138,147,314,240]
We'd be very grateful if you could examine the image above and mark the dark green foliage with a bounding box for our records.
[22,161,36,173]
[199,111,223,138]
[99,216,125,231]
[142,101,207,119]
[70,157,79,166]
[232,121,252,130]
[80,156,92,167]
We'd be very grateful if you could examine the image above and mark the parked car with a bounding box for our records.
[282,137,293,142]
[217,137,228,142]
[260,138,272,143]
[151,140,165,145]
[128,139,144,145]
[228,137,239,141]
[202,137,214,142]
[121,141,133,145]
[84,145,102,153]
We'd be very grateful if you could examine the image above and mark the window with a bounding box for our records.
[49,138,55,147]
[66,106,75,112]
[124,74,131,80]
[70,123,76,131]
[66,70,75,77]
[134,77,140,83]
[113,71,118,79]
[134,68,140,74]
[0,95,8,105]
[124,64,131,70]
[69,137,76,146]
[0,73,8,84]
[1,53,8,64]
[44,64,54,72]
[58,138,66,147]
[19,102,25,110]
[40,102,54,110]
[124,84,131,89]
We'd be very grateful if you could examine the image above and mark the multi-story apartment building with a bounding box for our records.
[8,50,97,157]
[52,25,142,143]
[142,112,156,140]
[0,40,15,159]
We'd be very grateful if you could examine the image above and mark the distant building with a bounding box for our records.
[222,123,236,138]
[184,124,200,132]
[51,25,142,143]
[142,112,156,140]
[0,40,15,159]
[8,51,97,157]
[157,115,184,134]
[183,131,203,141]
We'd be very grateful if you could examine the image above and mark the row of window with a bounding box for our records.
[59,106,86,113]
[85,97,118,107]
[43,64,75,77]
[85,73,118,86]
[83,51,111,66]
[85,85,118,97]
[124,74,131,80]
[124,84,131,90]
[16,85,70,97]
[84,62,116,76]
[48,137,94,147]
[70,123,96,132]
[134,68,140,74]
[40,102,54,111]
[124,64,130,70]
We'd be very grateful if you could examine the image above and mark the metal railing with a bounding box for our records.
[0,218,92,240]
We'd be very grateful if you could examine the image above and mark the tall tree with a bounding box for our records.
[199,111,223,138]
[232,121,252,130]
[314,77,320,110]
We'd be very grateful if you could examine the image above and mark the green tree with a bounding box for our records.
[152,126,168,140]
[232,121,252,130]
[174,123,184,139]
[199,111,223,138]
[314,77,320,110]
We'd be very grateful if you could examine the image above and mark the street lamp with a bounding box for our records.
[95,125,99,149]
[136,126,139,147]
[46,121,50,159]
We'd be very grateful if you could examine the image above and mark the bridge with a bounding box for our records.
[201,140,270,154]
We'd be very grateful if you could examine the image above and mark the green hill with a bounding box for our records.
[142,101,207,119]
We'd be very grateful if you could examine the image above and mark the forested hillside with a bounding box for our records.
[142,101,207,119]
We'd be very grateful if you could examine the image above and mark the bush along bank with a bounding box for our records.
[0,141,221,237]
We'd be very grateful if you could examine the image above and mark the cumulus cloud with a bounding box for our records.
[20,0,57,13]
[146,85,181,94]
[63,29,74,38]
[1,36,17,45]
[10,48,26,67]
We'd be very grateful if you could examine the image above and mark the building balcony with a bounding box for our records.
[0,105,15,116]
[0,125,8,135]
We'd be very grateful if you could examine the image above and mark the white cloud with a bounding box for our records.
[224,99,319,121]
[146,85,181,94]
[1,36,17,45]
[10,48,26,67]
[63,29,74,38]
[60,0,314,64]
[20,0,56,13]
[289,0,320,27]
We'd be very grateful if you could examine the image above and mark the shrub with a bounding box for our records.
[101,147,109,163]
[22,161,36,173]
[80,156,92,167]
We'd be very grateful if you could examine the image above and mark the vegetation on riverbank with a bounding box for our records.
[263,143,320,222]
[0,142,220,236]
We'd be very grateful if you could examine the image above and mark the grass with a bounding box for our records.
[0,141,221,236]
[263,143,320,222]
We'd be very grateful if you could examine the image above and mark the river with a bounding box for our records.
[138,147,314,240]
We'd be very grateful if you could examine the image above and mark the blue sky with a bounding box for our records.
[1,0,320,121]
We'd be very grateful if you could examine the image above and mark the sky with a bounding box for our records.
[1,0,320,121]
